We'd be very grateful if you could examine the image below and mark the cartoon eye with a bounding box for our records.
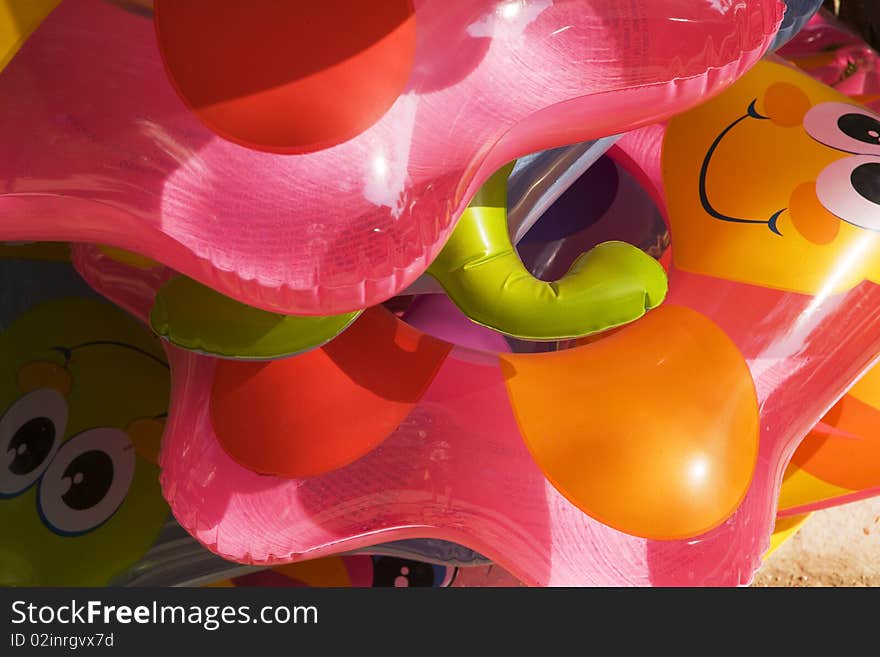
[804,102,880,156]
[1,389,67,497]
[815,155,880,231]
[38,427,135,535]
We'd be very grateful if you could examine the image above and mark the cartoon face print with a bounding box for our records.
[0,297,170,586]
[663,61,880,294]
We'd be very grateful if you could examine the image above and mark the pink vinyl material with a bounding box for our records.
[72,235,877,587]
[71,55,880,584]
[1,0,782,315]
[401,295,511,354]
[604,118,880,573]
[779,11,880,112]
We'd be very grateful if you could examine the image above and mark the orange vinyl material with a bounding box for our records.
[500,304,760,540]
[210,307,451,478]
[16,360,72,396]
[789,364,880,492]
[664,64,880,294]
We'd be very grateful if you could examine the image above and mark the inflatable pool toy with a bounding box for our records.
[758,11,880,518]
[506,137,622,244]
[512,124,880,523]
[0,0,783,337]
[207,555,455,588]
[415,140,876,528]
[516,153,670,282]
[400,137,623,297]
[770,0,824,52]
[77,247,820,585]
[144,137,632,359]
[778,361,880,515]
[71,60,880,586]
[77,240,759,542]
[116,520,490,586]
[765,513,812,557]
[0,244,170,586]
[148,152,665,356]
[424,163,666,340]
[0,0,58,72]
[73,137,863,587]
[152,137,659,357]
[64,35,880,590]
[395,515,812,584]
[781,9,880,112]
[71,242,748,586]
[582,56,880,580]
[149,276,362,360]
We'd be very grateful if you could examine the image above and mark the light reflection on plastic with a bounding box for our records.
[500,1,522,21]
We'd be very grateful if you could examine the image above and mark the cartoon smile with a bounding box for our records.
[665,61,880,295]
[699,100,786,235]
[700,96,880,238]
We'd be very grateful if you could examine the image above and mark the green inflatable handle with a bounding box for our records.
[426,163,668,340]
[150,276,361,360]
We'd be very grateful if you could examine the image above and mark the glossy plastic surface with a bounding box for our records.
[769,12,880,517]
[207,555,454,588]
[68,38,880,590]
[289,510,810,587]
[76,235,840,584]
[515,130,880,521]
[517,153,670,279]
[149,154,666,359]
[74,243,759,585]
[402,136,622,296]
[0,0,782,316]
[210,308,451,478]
[779,362,880,515]
[769,0,823,51]
[502,304,758,540]
[426,164,667,340]
[509,126,880,522]
[604,59,880,583]
[780,11,880,112]
[154,1,418,155]
[507,137,621,243]
[0,245,169,586]
[112,518,490,586]
[402,294,511,354]
[150,276,360,360]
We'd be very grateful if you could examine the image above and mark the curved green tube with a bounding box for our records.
[427,163,668,340]
[150,276,361,360]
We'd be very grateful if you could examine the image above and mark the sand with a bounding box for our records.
[752,497,880,587]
